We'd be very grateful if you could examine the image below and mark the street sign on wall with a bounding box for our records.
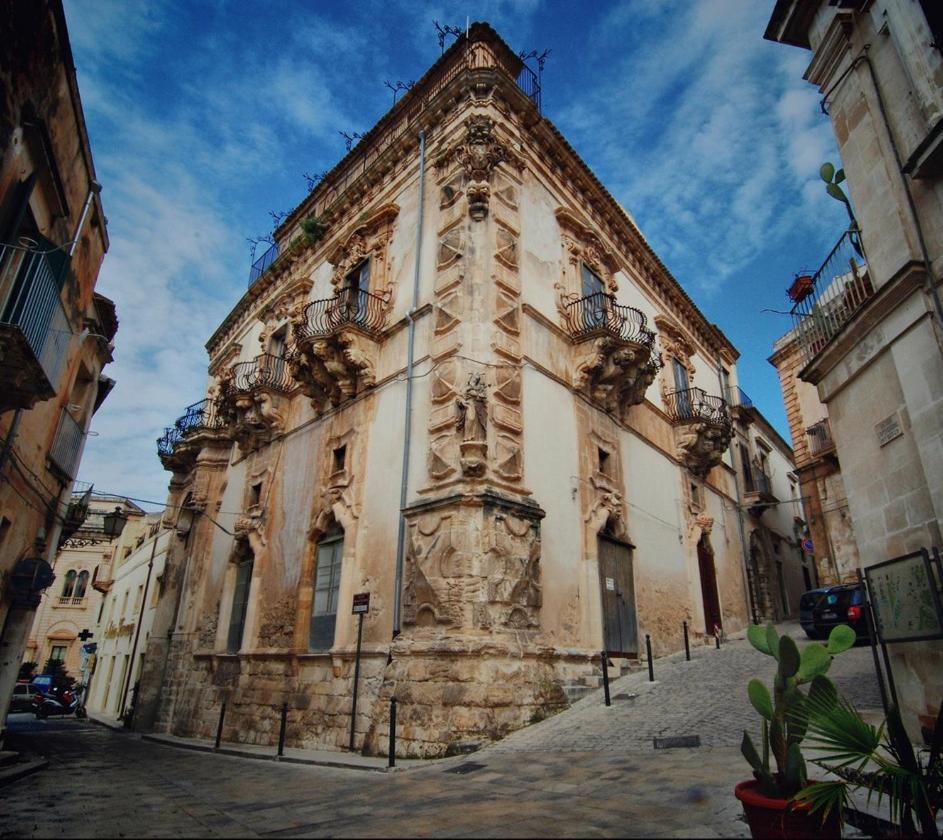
[352,592,370,615]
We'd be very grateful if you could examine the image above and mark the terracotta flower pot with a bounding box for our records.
[735,780,841,839]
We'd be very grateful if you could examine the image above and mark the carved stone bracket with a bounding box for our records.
[218,378,288,455]
[573,336,660,419]
[290,330,379,414]
[674,419,733,477]
[435,115,522,221]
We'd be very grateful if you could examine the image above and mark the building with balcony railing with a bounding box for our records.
[0,1,118,745]
[766,0,942,740]
[139,22,753,759]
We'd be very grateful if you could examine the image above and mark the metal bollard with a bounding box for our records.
[601,651,611,707]
[214,701,226,750]
[388,697,397,768]
[715,632,721,650]
[645,634,654,682]
[277,703,287,757]
[683,621,690,661]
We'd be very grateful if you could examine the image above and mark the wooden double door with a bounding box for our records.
[598,535,638,657]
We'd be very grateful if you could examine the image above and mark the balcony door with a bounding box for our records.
[673,358,691,417]
[343,259,371,325]
[581,264,606,328]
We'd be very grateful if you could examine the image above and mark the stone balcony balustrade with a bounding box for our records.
[288,287,389,412]
[564,292,662,418]
[157,397,228,473]
[664,386,733,476]
[218,353,293,452]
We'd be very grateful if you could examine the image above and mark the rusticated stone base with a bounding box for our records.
[361,640,570,758]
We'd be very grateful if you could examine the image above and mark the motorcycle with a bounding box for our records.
[31,686,86,719]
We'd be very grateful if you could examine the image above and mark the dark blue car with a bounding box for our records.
[799,587,830,638]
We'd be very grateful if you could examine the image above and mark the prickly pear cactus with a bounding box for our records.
[740,622,855,797]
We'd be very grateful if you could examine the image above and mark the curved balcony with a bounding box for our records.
[219,354,293,452]
[157,398,227,473]
[565,293,662,417]
[290,288,389,413]
[664,387,733,476]
[296,288,388,339]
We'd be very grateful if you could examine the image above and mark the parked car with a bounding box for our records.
[812,583,868,640]
[799,587,830,638]
[7,681,41,713]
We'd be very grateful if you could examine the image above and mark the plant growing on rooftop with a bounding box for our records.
[301,216,328,246]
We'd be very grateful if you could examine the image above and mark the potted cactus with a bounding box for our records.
[736,622,856,838]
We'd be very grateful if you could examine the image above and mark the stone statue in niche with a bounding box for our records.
[456,373,488,476]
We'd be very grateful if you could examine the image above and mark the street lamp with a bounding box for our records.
[101,506,128,539]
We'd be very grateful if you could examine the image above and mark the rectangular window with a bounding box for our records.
[309,536,343,650]
[227,557,254,654]
[740,443,755,492]
[581,264,604,298]
[50,645,67,663]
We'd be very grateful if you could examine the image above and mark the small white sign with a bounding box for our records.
[605,577,615,591]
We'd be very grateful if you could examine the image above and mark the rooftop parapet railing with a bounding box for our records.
[224,353,293,395]
[725,386,753,409]
[664,386,731,430]
[247,29,541,286]
[297,288,389,340]
[248,241,279,286]
[564,292,656,347]
[791,229,874,366]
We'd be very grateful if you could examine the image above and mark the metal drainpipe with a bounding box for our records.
[68,181,102,258]
[392,129,426,637]
[719,366,758,625]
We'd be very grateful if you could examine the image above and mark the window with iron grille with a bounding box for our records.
[227,554,254,654]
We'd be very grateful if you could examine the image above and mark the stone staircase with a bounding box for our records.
[561,658,643,704]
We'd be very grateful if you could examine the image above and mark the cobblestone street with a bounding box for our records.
[0,623,883,838]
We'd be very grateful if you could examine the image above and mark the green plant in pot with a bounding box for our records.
[736,622,856,838]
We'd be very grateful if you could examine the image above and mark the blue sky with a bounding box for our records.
[63,0,849,508]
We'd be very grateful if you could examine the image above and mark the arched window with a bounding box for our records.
[310,524,344,650]
[74,570,89,599]
[61,570,77,598]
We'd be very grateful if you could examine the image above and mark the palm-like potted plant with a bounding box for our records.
[736,622,856,838]
[795,694,942,838]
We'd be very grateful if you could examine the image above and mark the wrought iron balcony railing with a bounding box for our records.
[564,292,656,347]
[224,353,293,395]
[664,387,731,430]
[806,418,836,458]
[791,229,874,365]
[157,398,225,457]
[745,466,774,498]
[725,386,753,409]
[48,408,85,480]
[297,287,388,340]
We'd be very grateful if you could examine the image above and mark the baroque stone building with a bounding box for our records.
[0,0,116,745]
[765,0,942,739]
[138,24,755,757]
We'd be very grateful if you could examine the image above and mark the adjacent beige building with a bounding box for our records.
[86,513,169,722]
[0,0,116,745]
[23,496,146,679]
[766,0,943,738]
[137,24,762,758]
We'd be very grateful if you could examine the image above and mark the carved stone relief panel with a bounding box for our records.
[401,495,545,634]
[554,206,619,319]
[654,315,697,402]
[328,203,399,301]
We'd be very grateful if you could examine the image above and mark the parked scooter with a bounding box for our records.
[31,685,86,719]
